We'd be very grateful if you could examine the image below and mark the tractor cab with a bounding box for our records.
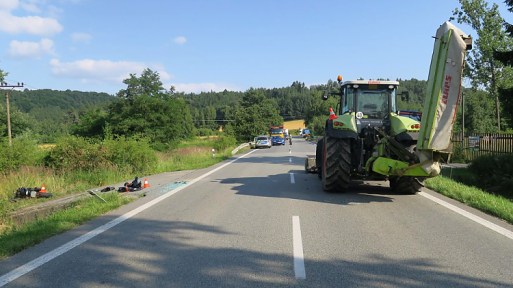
[340,80,399,134]
[335,80,420,145]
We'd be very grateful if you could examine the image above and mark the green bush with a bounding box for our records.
[213,136,236,151]
[102,136,157,172]
[0,138,44,172]
[198,128,212,137]
[45,136,157,172]
[44,136,105,170]
[151,141,172,152]
[468,154,513,197]
[450,143,467,163]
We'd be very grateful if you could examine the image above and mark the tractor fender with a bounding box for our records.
[325,120,358,139]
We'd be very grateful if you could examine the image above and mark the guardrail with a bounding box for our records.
[231,143,250,155]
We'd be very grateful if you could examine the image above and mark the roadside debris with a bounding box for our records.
[10,186,53,202]
[88,189,107,203]
[117,176,149,192]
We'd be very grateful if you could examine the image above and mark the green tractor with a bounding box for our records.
[313,22,473,194]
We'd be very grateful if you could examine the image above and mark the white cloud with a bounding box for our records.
[8,38,56,59]
[159,71,172,81]
[71,32,92,43]
[20,2,41,13]
[173,36,187,45]
[49,59,172,85]
[0,0,19,11]
[0,10,63,36]
[46,5,63,18]
[168,83,242,94]
[0,0,63,36]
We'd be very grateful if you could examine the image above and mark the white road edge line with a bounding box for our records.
[292,216,306,280]
[0,149,258,287]
[290,173,295,184]
[419,192,513,240]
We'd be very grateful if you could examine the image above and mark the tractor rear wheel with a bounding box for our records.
[322,133,351,192]
[316,137,324,179]
[389,144,425,194]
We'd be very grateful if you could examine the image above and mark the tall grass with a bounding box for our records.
[155,146,233,173]
[0,166,135,227]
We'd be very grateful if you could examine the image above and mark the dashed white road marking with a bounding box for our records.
[290,173,295,184]
[0,150,258,287]
[419,192,513,240]
[289,158,292,163]
[292,216,306,279]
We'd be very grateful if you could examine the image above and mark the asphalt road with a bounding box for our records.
[1,138,512,287]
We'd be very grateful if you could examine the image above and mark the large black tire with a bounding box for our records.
[321,133,351,192]
[389,144,425,194]
[389,176,424,194]
[315,138,324,179]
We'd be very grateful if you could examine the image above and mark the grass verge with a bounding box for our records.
[0,192,133,260]
[154,146,234,173]
[0,140,248,258]
[425,174,513,225]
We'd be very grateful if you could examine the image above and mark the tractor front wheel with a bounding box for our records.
[389,176,425,194]
[389,144,425,194]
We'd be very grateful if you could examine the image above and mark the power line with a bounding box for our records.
[5,79,37,90]
[192,119,235,122]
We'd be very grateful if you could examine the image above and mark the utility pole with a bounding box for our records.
[462,92,465,150]
[0,82,24,146]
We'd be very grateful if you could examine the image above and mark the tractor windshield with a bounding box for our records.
[344,84,397,119]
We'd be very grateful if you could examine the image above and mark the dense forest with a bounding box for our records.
[0,89,113,143]
[0,76,505,143]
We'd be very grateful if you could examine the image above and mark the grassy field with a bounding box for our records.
[284,120,305,135]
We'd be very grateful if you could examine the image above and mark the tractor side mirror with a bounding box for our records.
[322,90,329,100]
[401,91,410,102]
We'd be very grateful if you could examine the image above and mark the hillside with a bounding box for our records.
[8,89,114,115]
[0,89,114,142]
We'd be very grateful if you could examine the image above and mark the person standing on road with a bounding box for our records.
[289,137,292,145]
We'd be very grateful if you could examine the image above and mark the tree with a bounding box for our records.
[0,103,34,138]
[71,107,108,138]
[109,69,194,143]
[116,68,167,100]
[451,0,513,130]
[0,68,7,83]
[74,68,194,144]
[495,0,513,129]
[228,89,283,141]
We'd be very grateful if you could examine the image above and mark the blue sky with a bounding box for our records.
[0,0,511,95]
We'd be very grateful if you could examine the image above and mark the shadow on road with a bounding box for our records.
[11,217,509,287]
[219,170,400,206]
[235,155,308,165]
